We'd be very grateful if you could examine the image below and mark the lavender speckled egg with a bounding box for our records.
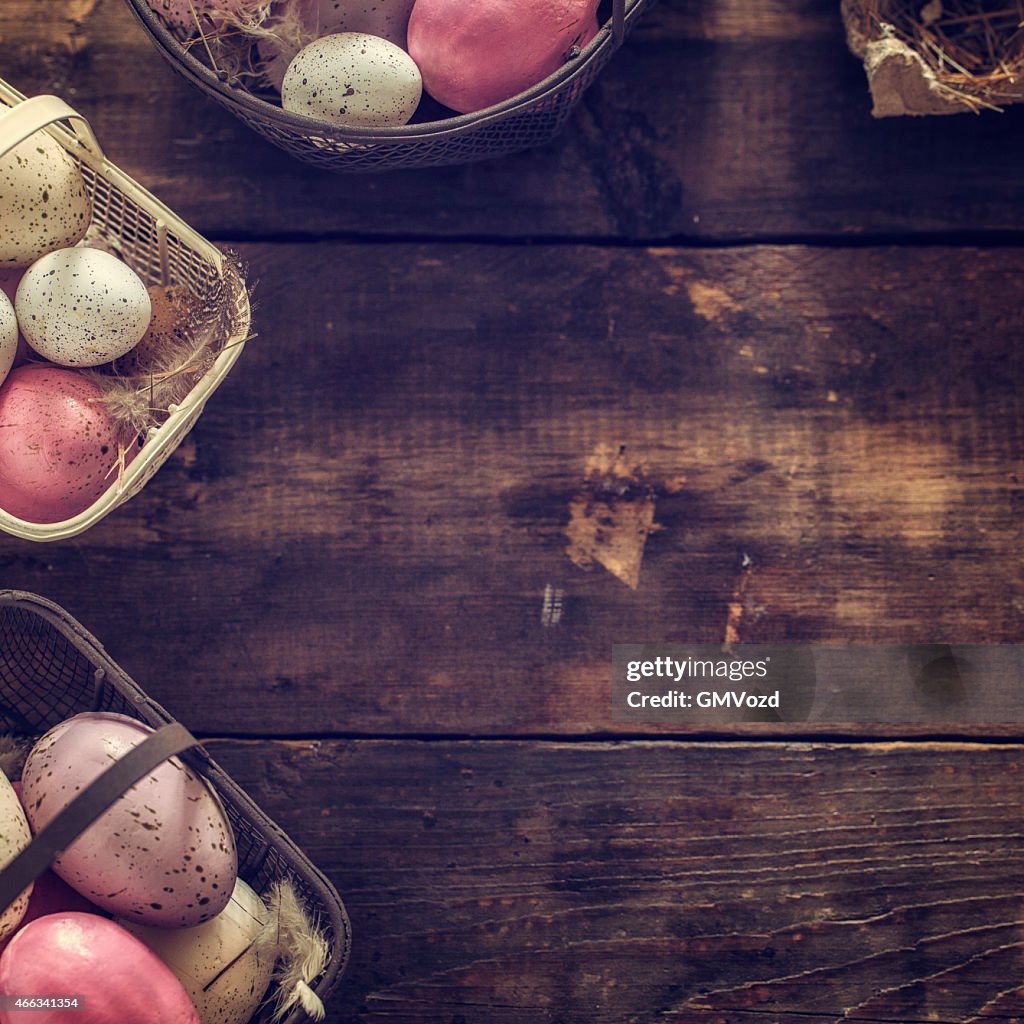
[16,248,152,367]
[282,32,422,127]
[21,713,237,928]
[0,365,135,524]
[0,291,17,388]
[259,0,416,89]
[120,879,275,1024]
[0,129,91,267]
[0,771,31,943]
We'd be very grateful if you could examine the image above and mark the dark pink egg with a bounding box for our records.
[0,365,134,523]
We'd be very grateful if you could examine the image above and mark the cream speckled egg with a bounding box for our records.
[0,291,17,388]
[282,32,422,127]
[0,270,29,369]
[16,247,152,367]
[0,770,31,943]
[120,879,275,1024]
[0,129,91,267]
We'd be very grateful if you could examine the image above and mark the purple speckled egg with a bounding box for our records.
[21,713,237,928]
[0,365,134,524]
[259,0,415,89]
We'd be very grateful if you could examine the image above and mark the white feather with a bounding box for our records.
[257,879,331,1023]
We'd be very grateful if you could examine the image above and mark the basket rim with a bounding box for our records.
[0,588,353,1024]
[122,0,651,144]
[0,80,251,543]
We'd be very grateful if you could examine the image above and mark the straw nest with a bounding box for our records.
[842,0,1024,115]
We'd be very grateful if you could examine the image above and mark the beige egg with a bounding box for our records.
[0,769,32,941]
[120,878,275,1024]
[282,32,422,127]
[0,129,91,267]
[0,290,18,388]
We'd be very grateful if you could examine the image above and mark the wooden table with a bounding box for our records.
[3,1,1024,1019]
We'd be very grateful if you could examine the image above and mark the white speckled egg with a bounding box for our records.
[0,291,17,388]
[16,247,152,367]
[282,32,422,127]
[120,878,275,1024]
[0,770,31,943]
[21,712,237,928]
[0,128,91,267]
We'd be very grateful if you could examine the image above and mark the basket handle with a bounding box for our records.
[0,722,199,914]
[0,94,104,163]
[612,0,626,46]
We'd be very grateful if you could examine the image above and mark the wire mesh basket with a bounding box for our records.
[0,80,249,542]
[0,589,351,1024]
[122,0,653,171]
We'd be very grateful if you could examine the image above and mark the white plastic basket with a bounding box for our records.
[0,80,249,542]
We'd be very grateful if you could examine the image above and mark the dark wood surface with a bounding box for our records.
[3,0,1024,1020]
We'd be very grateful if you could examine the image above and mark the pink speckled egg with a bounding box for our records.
[0,914,200,1024]
[0,365,134,524]
[21,713,237,928]
[0,869,107,957]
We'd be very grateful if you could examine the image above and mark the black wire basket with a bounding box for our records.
[122,0,653,171]
[0,590,351,1024]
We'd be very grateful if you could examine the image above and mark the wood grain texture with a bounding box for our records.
[1,243,1020,736]
[205,738,1024,1023]
[5,0,1024,239]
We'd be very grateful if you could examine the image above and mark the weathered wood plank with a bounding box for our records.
[0,243,1020,736]
[4,1,1024,239]
[205,738,1024,1023]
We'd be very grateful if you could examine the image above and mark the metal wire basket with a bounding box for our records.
[122,0,653,171]
[0,80,249,542]
[0,590,351,1024]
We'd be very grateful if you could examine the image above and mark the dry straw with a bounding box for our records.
[843,0,1024,115]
